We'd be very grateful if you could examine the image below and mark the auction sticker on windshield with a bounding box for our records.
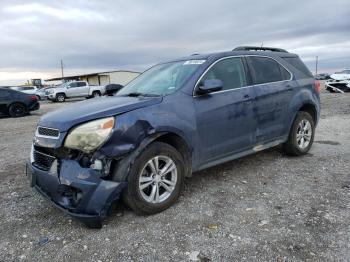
[183,60,206,65]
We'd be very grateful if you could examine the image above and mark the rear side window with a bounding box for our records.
[77,82,87,87]
[201,57,247,91]
[246,56,291,85]
[283,57,313,79]
[0,89,10,99]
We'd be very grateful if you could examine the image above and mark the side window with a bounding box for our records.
[68,82,78,88]
[283,57,313,79]
[77,82,87,87]
[247,56,291,85]
[201,57,247,91]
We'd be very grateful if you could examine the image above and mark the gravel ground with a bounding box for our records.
[0,84,349,261]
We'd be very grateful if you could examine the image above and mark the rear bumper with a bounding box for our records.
[29,102,40,111]
[26,159,127,228]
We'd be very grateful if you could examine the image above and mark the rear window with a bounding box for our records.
[246,56,291,85]
[283,57,313,79]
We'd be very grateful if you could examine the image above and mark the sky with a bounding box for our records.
[0,0,349,85]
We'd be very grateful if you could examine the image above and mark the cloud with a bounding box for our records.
[0,0,349,85]
[4,3,107,22]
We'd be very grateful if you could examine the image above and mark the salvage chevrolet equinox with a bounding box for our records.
[27,46,320,227]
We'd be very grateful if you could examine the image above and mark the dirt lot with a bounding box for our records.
[0,84,349,261]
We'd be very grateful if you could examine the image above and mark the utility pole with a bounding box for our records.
[315,56,318,75]
[60,59,64,78]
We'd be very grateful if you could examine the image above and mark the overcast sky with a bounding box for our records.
[0,0,349,85]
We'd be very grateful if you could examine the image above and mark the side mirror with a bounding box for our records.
[197,79,223,95]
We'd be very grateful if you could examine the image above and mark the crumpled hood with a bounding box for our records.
[39,96,162,131]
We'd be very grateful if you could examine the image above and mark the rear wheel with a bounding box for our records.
[56,93,65,102]
[122,142,185,215]
[283,111,315,156]
[8,103,27,117]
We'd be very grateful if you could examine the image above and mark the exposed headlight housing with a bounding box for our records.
[64,117,115,153]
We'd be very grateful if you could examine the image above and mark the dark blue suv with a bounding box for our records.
[27,46,320,227]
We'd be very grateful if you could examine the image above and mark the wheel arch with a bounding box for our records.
[111,131,192,182]
[285,101,318,141]
[298,103,317,124]
[8,101,27,112]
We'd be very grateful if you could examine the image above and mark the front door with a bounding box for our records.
[66,82,80,97]
[194,57,256,164]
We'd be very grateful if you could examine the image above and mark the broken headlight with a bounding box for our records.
[64,117,115,153]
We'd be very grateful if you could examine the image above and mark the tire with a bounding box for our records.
[122,142,185,215]
[56,93,65,102]
[92,91,101,98]
[283,111,315,156]
[8,103,27,117]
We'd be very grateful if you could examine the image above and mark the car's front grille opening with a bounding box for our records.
[37,127,59,138]
[33,150,56,171]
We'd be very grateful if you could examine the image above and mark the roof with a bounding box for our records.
[45,70,141,82]
[163,46,297,64]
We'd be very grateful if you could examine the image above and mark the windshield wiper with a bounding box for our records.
[123,92,160,97]
[125,92,144,97]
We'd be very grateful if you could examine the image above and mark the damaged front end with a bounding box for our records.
[26,127,127,228]
[325,73,350,93]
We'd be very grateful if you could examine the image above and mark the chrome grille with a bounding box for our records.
[33,150,55,171]
[37,127,59,138]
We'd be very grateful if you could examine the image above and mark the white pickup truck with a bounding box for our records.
[46,81,106,102]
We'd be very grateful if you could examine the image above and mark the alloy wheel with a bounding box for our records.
[138,155,177,204]
[296,119,312,149]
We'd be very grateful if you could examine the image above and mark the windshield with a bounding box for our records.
[58,82,70,88]
[340,70,350,74]
[118,60,205,96]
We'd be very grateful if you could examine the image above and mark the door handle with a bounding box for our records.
[242,94,251,103]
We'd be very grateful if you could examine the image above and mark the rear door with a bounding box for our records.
[0,89,11,113]
[194,57,256,164]
[246,56,292,143]
[76,81,89,96]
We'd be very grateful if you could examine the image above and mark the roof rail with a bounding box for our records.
[233,46,288,53]
[190,53,200,56]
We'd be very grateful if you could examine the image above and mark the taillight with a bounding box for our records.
[30,95,38,101]
[314,80,321,93]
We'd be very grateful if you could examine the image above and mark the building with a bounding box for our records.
[45,70,140,86]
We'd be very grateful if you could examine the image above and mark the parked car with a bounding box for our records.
[325,69,350,93]
[9,85,44,99]
[27,46,320,227]
[315,73,330,80]
[45,81,105,102]
[105,84,124,96]
[0,88,39,117]
[35,88,48,100]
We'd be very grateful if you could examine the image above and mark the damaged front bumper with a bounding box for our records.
[26,158,127,228]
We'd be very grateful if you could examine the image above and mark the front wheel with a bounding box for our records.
[92,91,101,98]
[122,142,185,215]
[55,93,65,102]
[283,111,315,156]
